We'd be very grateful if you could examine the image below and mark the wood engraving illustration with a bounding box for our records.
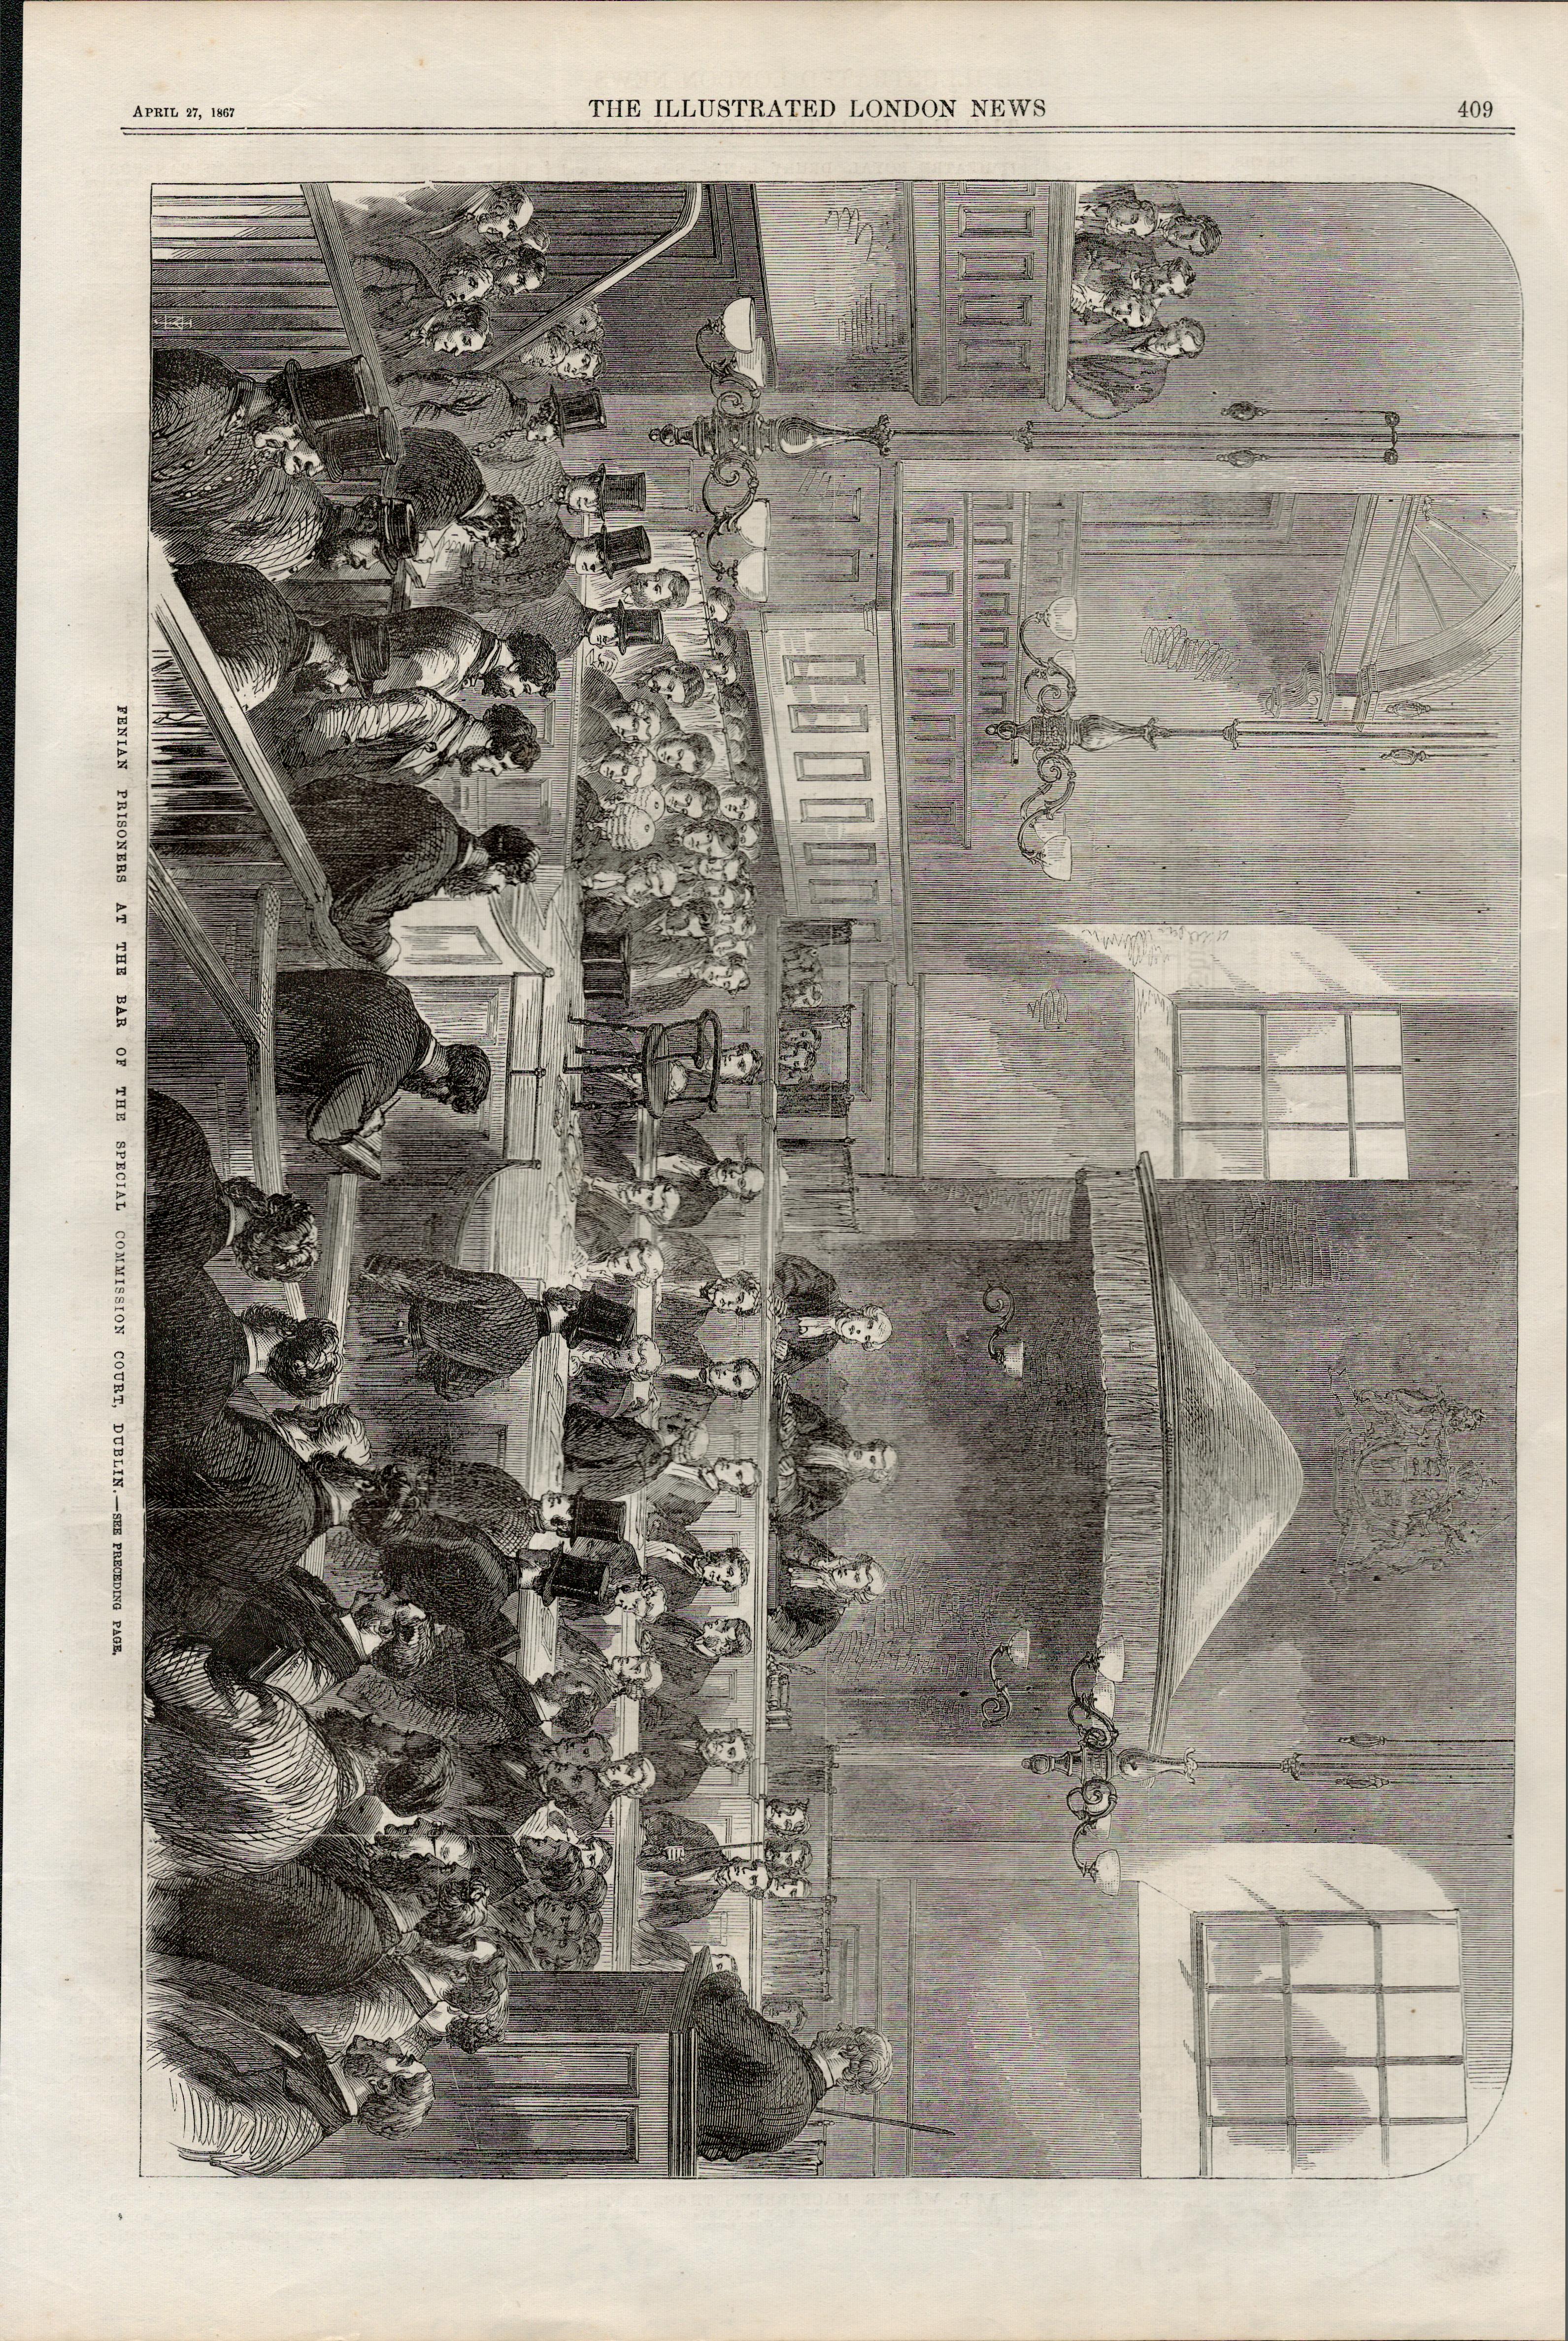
[140,177,1519,2178]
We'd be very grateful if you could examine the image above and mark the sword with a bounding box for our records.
[820,2109,957,2138]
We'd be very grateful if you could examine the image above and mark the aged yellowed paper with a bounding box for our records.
[5,3,1563,2335]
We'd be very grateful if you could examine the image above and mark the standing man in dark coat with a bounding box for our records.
[147,1089,319,1278]
[359,1259,606,1401]
[144,1259,338,1492]
[322,604,559,700]
[273,968,492,1156]
[691,1973,894,2161]
[288,774,537,967]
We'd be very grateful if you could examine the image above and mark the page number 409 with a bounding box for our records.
[1458,99,1494,117]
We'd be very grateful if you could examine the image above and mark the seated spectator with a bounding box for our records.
[1076,183,1222,253]
[567,1230,667,1294]
[658,1256,761,1331]
[575,1169,683,1230]
[650,728,717,780]
[283,1940,509,2060]
[767,1532,887,1659]
[147,1090,318,1278]
[513,1537,657,1622]
[1066,315,1205,418]
[637,1712,751,1804]
[640,1523,750,1608]
[469,1741,655,1838]
[771,1393,898,1525]
[641,1860,778,1933]
[386,373,562,465]
[559,1407,692,1498]
[644,1611,753,1700]
[1069,237,1159,329]
[640,1129,766,1231]
[770,1252,893,1374]
[637,1806,730,1880]
[524,1625,662,1739]
[776,1026,820,1089]
[142,1953,434,2175]
[643,659,710,712]
[573,1338,758,1430]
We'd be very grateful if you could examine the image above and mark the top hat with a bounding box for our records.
[568,1493,630,1544]
[610,606,668,652]
[537,1540,639,1609]
[547,385,607,437]
[588,468,647,513]
[564,1287,638,1351]
[592,525,653,575]
[373,497,422,564]
[344,614,391,688]
[267,356,377,431]
[315,407,400,485]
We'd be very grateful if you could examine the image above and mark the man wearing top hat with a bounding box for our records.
[492,521,616,609]
[570,538,691,616]
[334,427,495,561]
[522,465,646,531]
[322,605,560,701]
[492,585,670,665]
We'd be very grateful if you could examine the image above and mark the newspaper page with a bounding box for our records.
[5,4,1564,2337]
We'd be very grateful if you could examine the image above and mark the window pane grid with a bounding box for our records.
[1175,1009,1406,1181]
[1194,1915,1464,2176]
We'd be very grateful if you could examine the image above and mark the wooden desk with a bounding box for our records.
[470,1956,709,2178]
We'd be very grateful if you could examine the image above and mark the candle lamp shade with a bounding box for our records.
[721,296,760,352]
[734,547,770,602]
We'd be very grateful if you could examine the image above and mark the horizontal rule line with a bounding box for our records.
[122,123,1518,136]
